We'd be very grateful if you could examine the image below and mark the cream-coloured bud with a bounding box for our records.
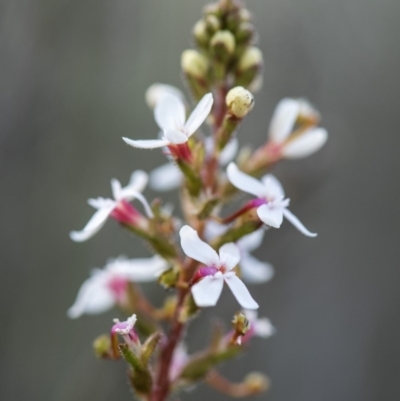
[244,372,270,394]
[239,8,252,22]
[226,86,254,118]
[181,49,209,79]
[210,30,236,57]
[205,14,221,34]
[237,46,263,72]
[193,19,209,47]
[203,3,221,17]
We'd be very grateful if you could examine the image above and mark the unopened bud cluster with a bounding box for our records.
[182,0,263,99]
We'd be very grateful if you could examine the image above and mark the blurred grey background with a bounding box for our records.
[1,0,400,400]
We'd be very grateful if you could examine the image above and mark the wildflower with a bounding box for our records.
[205,221,274,284]
[266,98,328,159]
[227,162,317,237]
[122,93,213,162]
[67,256,168,318]
[111,314,140,356]
[70,170,152,242]
[179,225,259,310]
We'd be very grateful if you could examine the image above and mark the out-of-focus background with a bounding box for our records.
[1,0,400,400]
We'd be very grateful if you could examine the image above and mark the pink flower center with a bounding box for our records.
[191,266,220,284]
[107,275,128,304]
[110,200,143,226]
[168,143,192,163]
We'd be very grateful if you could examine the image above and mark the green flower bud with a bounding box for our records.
[181,49,209,80]
[158,267,180,289]
[236,46,263,87]
[226,86,254,118]
[237,46,263,71]
[93,334,113,359]
[236,22,255,44]
[210,30,236,61]
[203,3,222,18]
[205,14,221,35]
[193,19,210,47]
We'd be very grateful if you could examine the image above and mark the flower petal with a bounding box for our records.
[109,256,169,282]
[180,225,220,267]
[184,93,213,136]
[128,170,149,193]
[149,163,182,192]
[269,98,299,143]
[224,273,259,309]
[256,204,284,228]
[191,274,224,307]
[67,275,114,318]
[237,229,264,253]
[261,174,285,199]
[220,138,239,166]
[227,163,266,197]
[240,253,274,284]
[204,221,228,242]
[282,128,328,158]
[70,205,115,242]
[219,243,241,271]
[145,83,185,109]
[154,94,186,131]
[253,317,275,337]
[129,191,154,218]
[164,130,188,144]
[282,208,317,237]
[123,137,169,149]
[111,179,123,201]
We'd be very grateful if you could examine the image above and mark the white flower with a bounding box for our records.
[205,222,274,284]
[227,163,317,237]
[145,83,185,109]
[179,225,259,310]
[67,255,168,318]
[149,137,238,192]
[123,93,213,149]
[244,310,275,338]
[70,170,152,242]
[268,98,327,158]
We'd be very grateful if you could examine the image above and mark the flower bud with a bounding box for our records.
[210,30,235,62]
[158,267,180,289]
[232,312,250,335]
[236,22,255,44]
[239,8,252,22]
[226,86,254,118]
[235,46,263,87]
[93,334,113,359]
[244,372,270,394]
[205,14,221,35]
[193,19,210,48]
[203,3,222,18]
[181,49,209,80]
